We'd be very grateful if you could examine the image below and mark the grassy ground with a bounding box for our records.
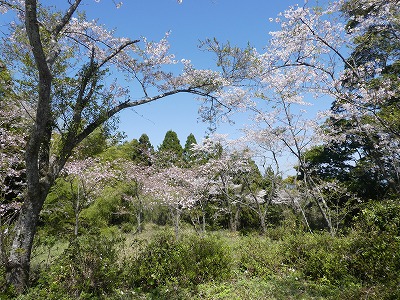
[9,223,397,299]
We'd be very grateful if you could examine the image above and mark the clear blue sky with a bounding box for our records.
[82,0,315,148]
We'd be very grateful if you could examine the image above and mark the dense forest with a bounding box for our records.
[1,0,400,299]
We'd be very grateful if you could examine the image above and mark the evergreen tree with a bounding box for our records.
[183,133,197,165]
[133,133,154,166]
[158,130,183,157]
[139,133,154,152]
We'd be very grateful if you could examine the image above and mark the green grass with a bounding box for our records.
[196,275,363,300]
[30,237,69,274]
[8,224,399,299]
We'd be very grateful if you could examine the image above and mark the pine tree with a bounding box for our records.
[183,133,197,165]
[157,130,183,166]
[158,130,183,157]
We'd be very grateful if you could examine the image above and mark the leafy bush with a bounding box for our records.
[348,200,400,290]
[282,233,354,285]
[238,235,286,278]
[23,230,124,299]
[81,187,122,228]
[353,200,400,235]
[127,231,232,291]
[0,264,17,299]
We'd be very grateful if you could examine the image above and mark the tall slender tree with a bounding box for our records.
[157,130,184,166]
[183,133,197,165]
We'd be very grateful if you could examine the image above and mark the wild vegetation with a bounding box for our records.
[1,0,400,298]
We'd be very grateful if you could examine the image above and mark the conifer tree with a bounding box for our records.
[159,130,183,154]
[183,133,197,165]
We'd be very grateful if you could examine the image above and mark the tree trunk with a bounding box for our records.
[202,211,206,233]
[314,196,334,235]
[259,213,266,235]
[173,209,180,240]
[7,0,55,292]
[229,205,240,232]
[234,206,240,231]
[6,191,47,293]
[298,203,313,234]
[307,176,334,235]
[136,206,143,234]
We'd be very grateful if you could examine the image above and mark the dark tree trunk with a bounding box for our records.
[6,188,48,292]
[6,1,54,291]
[229,205,240,232]
[173,209,181,240]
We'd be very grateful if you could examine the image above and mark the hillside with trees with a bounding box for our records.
[1,0,399,299]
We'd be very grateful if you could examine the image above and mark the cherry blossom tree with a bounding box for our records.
[238,167,273,235]
[186,172,212,233]
[273,186,312,232]
[0,61,26,205]
[0,98,26,212]
[191,135,254,232]
[327,0,400,198]
[62,158,120,236]
[193,135,283,235]
[263,0,399,229]
[204,0,400,234]
[118,160,152,234]
[144,165,199,239]
[0,0,233,291]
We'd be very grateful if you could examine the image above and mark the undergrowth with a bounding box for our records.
[3,206,399,300]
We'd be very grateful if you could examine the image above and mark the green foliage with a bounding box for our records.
[303,145,353,182]
[282,232,355,285]
[24,230,124,299]
[74,127,111,160]
[0,60,13,100]
[41,178,76,235]
[238,230,357,286]
[196,275,364,300]
[237,206,261,234]
[80,186,122,228]
[112,134,156,166]
[238,235,286,278]
[98,134,153,164]
[157,130,183,166]
[319,0,400,202]
[136,133,154,166]
[128,231,232,292]
[183,133,197,165]
[0,264,17,299]
[14,222,400,299]
[354,200,400,235]
[348,201,400,288]
[158,130,182,154]
[99,141,133,162]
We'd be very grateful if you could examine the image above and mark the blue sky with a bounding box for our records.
[83,0,314,148]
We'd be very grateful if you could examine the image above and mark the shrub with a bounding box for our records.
[348,200,400,288]
[128,231,232,291]
[24,230,124,299]
[238,235,286,278]
[0,264,17,299]
[282,232,354,285]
